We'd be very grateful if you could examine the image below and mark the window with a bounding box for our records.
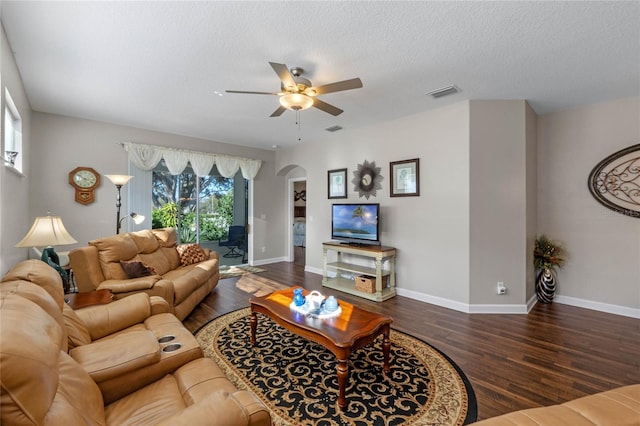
[151,160,248,249]
[3,89,23,172]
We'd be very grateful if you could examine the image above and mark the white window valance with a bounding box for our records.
[122,141,262,179]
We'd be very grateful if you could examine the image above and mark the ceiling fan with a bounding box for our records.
[226,62,363,117]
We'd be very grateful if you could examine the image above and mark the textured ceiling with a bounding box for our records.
[2,1,638,150]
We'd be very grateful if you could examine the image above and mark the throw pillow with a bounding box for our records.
[176,243,207,266]
[120,261,156,279]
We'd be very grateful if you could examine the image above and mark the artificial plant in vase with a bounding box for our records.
[533,235,567,303]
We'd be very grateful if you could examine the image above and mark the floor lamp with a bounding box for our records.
[105,174,133,234]
[120,212,146,231]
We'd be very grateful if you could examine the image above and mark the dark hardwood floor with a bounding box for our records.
[183,260,640,422]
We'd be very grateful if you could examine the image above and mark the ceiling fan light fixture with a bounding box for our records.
[279,93,313,111]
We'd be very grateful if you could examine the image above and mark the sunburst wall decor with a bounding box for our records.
[352,160,383,199]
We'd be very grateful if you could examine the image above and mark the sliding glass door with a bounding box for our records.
[151,160,247,263]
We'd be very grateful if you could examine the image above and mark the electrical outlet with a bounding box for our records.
[497,282,507,295]
[261,246,266,253]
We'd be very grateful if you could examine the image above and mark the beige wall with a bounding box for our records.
[469,100,534,308]
[278,97,638,317]
[538,97,640,316]
[525,102,538,301]
[1,24,32,275]
[278,101,473,308]
[29,112,286,264]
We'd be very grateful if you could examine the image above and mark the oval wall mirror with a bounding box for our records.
[587,144,640,218]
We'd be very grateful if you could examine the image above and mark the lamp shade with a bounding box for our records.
[279,93,314,111]
[105,174,133,186]
[120,212,146,228]
[131,212,145,224]
[15,215,77,247]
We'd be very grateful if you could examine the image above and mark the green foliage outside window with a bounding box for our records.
[151,190,234,243]
[152,202,179,228]
[151,163,238,243]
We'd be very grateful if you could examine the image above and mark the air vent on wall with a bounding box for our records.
[426,85,460,98]
[325,125,343,132]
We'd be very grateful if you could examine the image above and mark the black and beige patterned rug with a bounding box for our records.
[195,308,477,425]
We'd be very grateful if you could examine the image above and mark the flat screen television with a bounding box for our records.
[331,203,380,246]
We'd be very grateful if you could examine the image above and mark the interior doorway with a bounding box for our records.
[290,177,306,266]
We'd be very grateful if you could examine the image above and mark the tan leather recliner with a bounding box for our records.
[0,283,271,425]
[1,260,201,405]
[0,260,270,425]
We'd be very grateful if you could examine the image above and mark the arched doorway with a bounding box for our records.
[291,177,307,266]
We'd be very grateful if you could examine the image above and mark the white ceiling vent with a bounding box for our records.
[426,85,460,98]
[325,125,343,132]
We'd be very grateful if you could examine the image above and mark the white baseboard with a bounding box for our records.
[305,266,324,275]
[292,267,638,318]
[305,269,530,314]
[526,294,538,312]
[395,287,472,313]
[468,303,530,314]
[555,295,640,319]
[251,256,288,266]
[395,288,533,314]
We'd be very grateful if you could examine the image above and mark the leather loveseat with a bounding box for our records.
[473,385,640,425]
[0,260,271,425]
[70,227,219,320]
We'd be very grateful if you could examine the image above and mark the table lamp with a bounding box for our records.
[15,214,78,289]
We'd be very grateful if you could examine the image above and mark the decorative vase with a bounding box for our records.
[324,295,339,312]
[293,288,306,306]
[536,268,556,304]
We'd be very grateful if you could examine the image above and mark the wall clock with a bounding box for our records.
[68,166,101,205]
[352,160,383,199]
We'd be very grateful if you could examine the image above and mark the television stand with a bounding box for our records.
[322,241,396,302]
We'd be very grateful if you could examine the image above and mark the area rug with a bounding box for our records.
[219,264,266,280]
[233,274,290,297]
[195,308,477,425]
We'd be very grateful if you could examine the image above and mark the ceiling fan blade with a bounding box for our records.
[310,78,363,95]
[269,62,298,91]
[270,106,287,117]
[312,98,344,116]
[225,90,280,95]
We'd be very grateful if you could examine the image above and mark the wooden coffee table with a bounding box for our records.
[250,286,392,409]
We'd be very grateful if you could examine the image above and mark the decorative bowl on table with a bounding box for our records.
[289,291,341,318]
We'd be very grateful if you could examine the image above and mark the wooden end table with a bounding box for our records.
[65,289,114,310]
[250,286,392,409]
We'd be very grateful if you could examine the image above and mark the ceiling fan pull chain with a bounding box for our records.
[296,110,302,142]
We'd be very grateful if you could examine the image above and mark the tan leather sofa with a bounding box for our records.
[70,227,219,320]
[0,260,271,425]
[473,385,640,425]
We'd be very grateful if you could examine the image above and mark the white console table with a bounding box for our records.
[322,241,396,302]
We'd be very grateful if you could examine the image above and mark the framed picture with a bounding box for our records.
[390,158,420,197]
[328,168,347,199]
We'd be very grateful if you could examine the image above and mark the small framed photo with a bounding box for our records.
[390,158,420,197]
[328,168,348,199]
